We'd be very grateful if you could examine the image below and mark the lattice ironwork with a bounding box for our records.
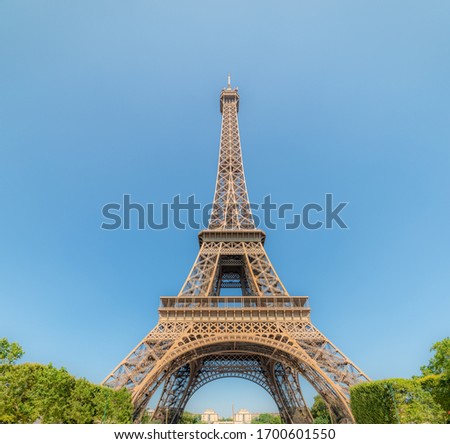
[178,241,288,297]
[209,83,255,230]
[153,355,313,424]
[103,78,369,424]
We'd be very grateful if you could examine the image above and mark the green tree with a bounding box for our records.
[310,395,331,424]
[67,377,97,423]
[418,338,450,423]
[180,411,201,424]
[0,338,24,364]
[0,363,133,424]
[419,374,450,419]
[140,411,162,424]
[99,385,133,424]
[31,364,75,423]
[420,337,450,376]
[350,378,445,424]
[0,363,40,423]
[251,413,282,424]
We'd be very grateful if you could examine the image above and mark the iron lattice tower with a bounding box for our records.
[103,78,369,423]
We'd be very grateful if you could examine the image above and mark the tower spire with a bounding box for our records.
[209,79,254,230]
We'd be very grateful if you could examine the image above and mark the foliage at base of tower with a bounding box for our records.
[0,363,133,424]
[140,411,161,424]
[180,411,202,424]
[418,374,450,423]
[0,338,24,365]
[420,337,450,376]
[251,413,282,424]
[417,337,450,423]
[350,378,445,424]
[310,395,331,424]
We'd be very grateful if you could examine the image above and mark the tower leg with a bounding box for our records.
[153,363,197,424]
[269,362,313,423]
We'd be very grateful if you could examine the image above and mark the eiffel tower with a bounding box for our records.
[103,77,369,424]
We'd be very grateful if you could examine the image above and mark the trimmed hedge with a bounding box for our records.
[350,378,445,424]
[419,374,450,423]
[0,363,133,424]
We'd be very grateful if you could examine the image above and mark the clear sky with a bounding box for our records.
[1,1,449,418]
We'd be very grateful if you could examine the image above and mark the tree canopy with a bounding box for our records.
[310,395,331,424]
[251,413,281,424]
[0,338,24,365]
[0,363,133,424]
[180,411,202,424]
[420,337,450,376]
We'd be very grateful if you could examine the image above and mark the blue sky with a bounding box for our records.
[1,1,449,418]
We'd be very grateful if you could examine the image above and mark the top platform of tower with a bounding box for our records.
[198,229,266,246]
[220,87,240,113]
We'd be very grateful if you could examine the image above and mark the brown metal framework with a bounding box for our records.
[103,79,369,423]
